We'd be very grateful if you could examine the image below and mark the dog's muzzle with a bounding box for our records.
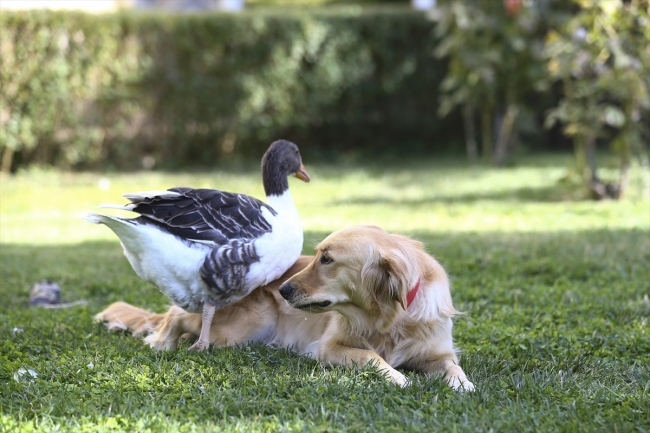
[279,281,297,300]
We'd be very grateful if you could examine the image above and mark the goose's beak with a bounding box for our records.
[294,162,310,182]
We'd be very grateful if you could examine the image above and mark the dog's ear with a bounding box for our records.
[361,249,408,310]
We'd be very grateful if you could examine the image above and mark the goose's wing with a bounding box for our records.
[125,187,277,245]
[200,239,260,302]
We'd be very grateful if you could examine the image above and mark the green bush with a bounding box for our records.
[544,0,650,199]
[0,8,459,171]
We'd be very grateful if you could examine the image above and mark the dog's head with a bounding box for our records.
[279,225,429,333]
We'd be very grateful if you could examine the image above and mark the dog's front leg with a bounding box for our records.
[440,360,474,392]
[318,338,409,387]
[416,356,474,392]
[144,306,200,350]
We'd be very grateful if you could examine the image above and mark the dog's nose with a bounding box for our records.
[279,282,296,300]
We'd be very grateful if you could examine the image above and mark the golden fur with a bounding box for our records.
[96,225,474,391]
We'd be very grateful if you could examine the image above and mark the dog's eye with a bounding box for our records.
[320,254,333,265]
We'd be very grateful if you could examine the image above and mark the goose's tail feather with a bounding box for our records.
[83,213,108,225]
[96,203,137,211]
[83,213,134,226]
[122,190,182,203]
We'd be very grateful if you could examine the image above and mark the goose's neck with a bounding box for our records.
[262,156,289,197]
[266,190,298,217]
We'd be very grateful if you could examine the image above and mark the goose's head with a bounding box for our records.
[262,140,310,196]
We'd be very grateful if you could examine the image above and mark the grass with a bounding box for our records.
[1,153,649,432]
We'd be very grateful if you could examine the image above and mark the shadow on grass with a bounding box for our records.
[0,234,329,312]
[330,184,583,206]
[2,228,647,312]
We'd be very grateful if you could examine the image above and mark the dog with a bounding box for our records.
[96,225,474,391]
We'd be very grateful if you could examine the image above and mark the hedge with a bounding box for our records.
[0,8,471,170]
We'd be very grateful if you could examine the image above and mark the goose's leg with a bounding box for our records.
[188,300,216,351]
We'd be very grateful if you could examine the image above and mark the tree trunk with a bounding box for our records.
[1,146,14,174]
[573,134,587,180]
[493,104,519,167]
[584,134,612,200]
[617,143,631,199]
[480,106,493,163]
[636,147,650,198]
[585,134,598,180]
[510,127,520,159]
[462,104,478,164]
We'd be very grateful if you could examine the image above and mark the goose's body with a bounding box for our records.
[86,140,310,350]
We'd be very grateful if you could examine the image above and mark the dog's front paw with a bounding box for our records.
[446,375,475,392]
[385,369,410,388]
[143,333,178,350]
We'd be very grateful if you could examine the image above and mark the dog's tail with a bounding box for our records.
[95,301,164,337]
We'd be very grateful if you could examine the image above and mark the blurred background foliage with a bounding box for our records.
[0,7,454,172]
[543,0,650,198]
[433,0,649,198]
[0,0,648,198]
[431,0,566,166]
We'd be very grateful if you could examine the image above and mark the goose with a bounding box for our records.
[85,140,310,350]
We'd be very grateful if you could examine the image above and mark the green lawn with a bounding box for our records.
[1,154,649,432]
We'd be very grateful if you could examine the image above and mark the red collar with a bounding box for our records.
[406,279,420,308]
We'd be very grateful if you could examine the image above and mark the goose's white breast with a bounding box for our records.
[245,191,303,288]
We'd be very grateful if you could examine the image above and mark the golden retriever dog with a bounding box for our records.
[96,225,474,391]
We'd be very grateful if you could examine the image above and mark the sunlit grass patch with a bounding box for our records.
[1,153,647,245]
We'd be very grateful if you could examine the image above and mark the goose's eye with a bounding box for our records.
[320,254,333,265]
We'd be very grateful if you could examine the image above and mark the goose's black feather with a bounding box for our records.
[128,187,278,244]
[201,239,260,299]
